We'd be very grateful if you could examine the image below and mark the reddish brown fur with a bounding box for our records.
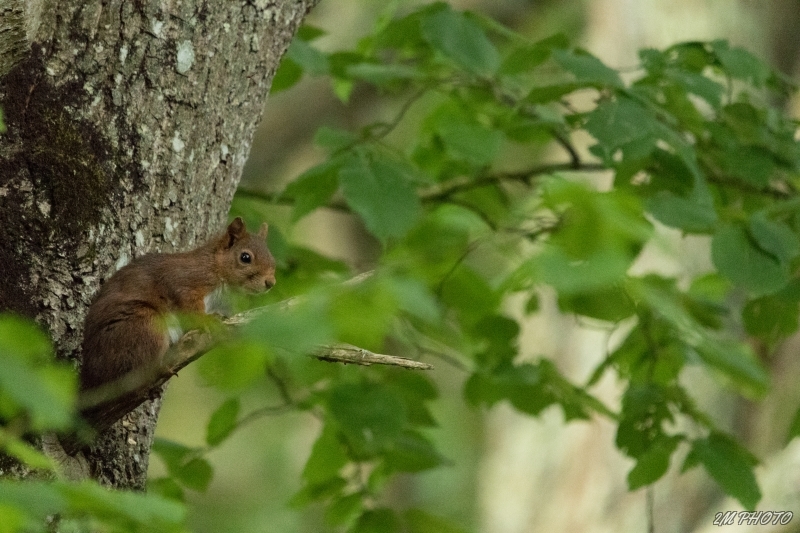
[80,217,276,391]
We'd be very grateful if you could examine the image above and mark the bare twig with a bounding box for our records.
[314,344,433,370]
[63,286,431,454]
[419,162,607,203]
[237,161,607,218]
[365,87,429,142]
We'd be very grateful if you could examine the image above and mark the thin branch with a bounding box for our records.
[238,159,608,221]
[436,241,480,298]
[314,344,433,370]
[552,129,582,168]
[705,174,792,199]
[235,403,297,429]
[441,198,499,230]
[235,187,351,212]
[62,288,431,455]
[419,162,607,203]
[267,367,294,406]
[365,86,429,142]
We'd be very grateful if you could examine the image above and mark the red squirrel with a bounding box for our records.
[79,217,276,393]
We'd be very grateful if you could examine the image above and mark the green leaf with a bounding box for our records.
[645,191,717,232]
[0,314,53,362]
[174,458,213,492]
[525,293,540,314]
[712,40,770,86]
[147,477,185,502]
[206,398,240,447]
[302,424,348,485]
[314,126,359,152]
[788,405,800,444]
[243,296,333,356]
[683,433,761,511]
[696,337,769,398]
[440,265,501,328]
[464,371,502,408]
[339,149,422,244]
[748,212,800,263]
[289,476,347,508]
[271,58,303,93]
[325,492,363,527]
[470,314,519,370]
[584,96,661,159]
[0,481,65,520]
[329,382,407,453]
[392,371,438,401]
[558,285,635,322]
[346,63,421,85]
[434,111,503,167]
[537,247,632,294]
[405,509,469,533]
[525,83,582,104]
[663,42,715,72]
[666,70,724,108]
[152,439,193,472]
[389,276,441,324]
[552,48,623,88]
[383,431,446,473]
[0,108,5,134]
[0,315,76,430]
[420,6,500,76]
[631,278,769,396]
[467,361,599,421]
[286,39,328,75]
[283,159,341,222]
[500,45,551,76]
[352,508,401,533]
[0,429,53,470]
[152,438,213,492]
[297,25,326,41]
[712,224,788,296]
[616,384,673,458]
[627,436,680,490]
[328,277,398,349]
[196,339,271,392]
[392,372,438,428]
[719,146,774,187]
[0,479,186,530]
[60,481,187,527]
[0,504,25,533]
[743,280,800,340]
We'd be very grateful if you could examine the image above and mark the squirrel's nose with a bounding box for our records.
[265,275,276,290]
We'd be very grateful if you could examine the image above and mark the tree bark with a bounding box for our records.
[0,0,318,490]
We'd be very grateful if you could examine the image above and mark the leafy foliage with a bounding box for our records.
[0,314,76,471]
[0,479,186,533]
[3,1,800,530]
[0,314,187,532]
[249,1,800,517]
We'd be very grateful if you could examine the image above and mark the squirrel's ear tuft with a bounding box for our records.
[227,217,246,247]
[258,222,269,239]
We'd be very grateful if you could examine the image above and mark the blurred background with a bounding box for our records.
[152,1,800,532]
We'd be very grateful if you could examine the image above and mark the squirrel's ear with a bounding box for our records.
[226,217,246,247]
[258,222,269,239]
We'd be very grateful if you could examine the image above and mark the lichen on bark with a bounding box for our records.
[0,0,319,489]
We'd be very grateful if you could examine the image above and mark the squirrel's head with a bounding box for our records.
[218,217,276,293]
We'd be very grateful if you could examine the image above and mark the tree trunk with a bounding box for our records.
[0,0,317,490]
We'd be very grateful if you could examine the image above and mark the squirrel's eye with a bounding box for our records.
[240,252,252,264]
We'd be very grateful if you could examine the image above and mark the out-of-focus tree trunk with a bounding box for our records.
[0,0,318,490]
